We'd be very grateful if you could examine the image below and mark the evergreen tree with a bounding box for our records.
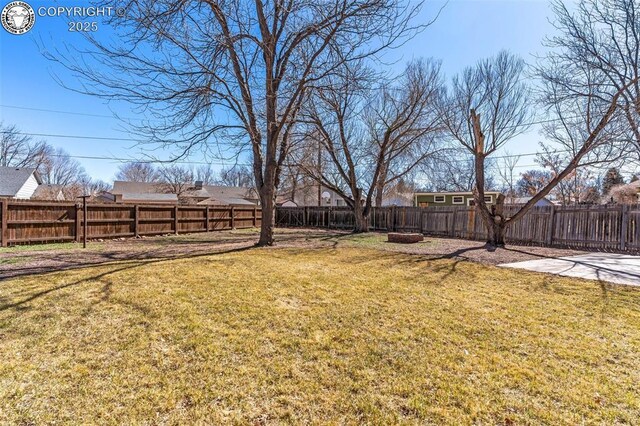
[602,168,625,195]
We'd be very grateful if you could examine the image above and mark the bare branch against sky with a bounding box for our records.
[44,0,432,245]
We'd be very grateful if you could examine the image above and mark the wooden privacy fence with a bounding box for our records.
[276,205,640,252]
[0,199,261,247]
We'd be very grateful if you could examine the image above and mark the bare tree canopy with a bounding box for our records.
[300,59,445,231]
[115,162,160,183]
[47,0,429,245]
[216,166,254,188]
[436,1,640,247]
[440,51,533,245]
[440,51,533,158]
[546,0,640,160]
[38,147,88,188]
[158,165,195,197]
[0,122,49,168]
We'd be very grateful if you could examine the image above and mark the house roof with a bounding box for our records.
[120,193,178,202]
[201,185,258,200]
[111,181,167,194]
[0,166,40,197]
[414,191,502,196]
[110,181,257,205]
[32,184,64,200]
[507,196,552,205]
[197,196,256,206]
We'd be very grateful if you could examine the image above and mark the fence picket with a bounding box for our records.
[275,205,639,252]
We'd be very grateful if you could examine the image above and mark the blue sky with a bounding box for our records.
[0,0,556,182]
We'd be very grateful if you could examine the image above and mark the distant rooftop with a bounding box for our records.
[0,166,40,197]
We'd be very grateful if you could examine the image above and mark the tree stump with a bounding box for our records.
[388,232,424,244]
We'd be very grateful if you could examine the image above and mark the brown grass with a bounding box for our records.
[1,244,639,424]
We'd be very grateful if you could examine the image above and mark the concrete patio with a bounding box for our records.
[500,253,640,287]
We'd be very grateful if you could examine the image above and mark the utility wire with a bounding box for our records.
[0,104,155,122]
[1,129,571,162]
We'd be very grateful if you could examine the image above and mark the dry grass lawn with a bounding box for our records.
[1,243,639,424]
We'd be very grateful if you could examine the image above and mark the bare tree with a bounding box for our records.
[194,164,216,185]
[497,152,521,202]
[38,147,87,188]
[421,150,498,192]
[516,169,552,197]
[301,59,444,232]
[64,176,112,200]
[216,166,254,188]
[442,42,636,246]
[48,0,427,245]
[546,0,640,159]
[0,123,49,168]
[537,146,598,205]
[115,162,160,182]
[440,51,533,245]
[158,165,195,197]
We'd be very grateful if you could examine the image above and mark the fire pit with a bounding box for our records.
[387,232,424,244]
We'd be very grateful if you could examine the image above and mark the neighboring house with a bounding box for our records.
[279,185,410,207]
[107,181,258,205]
[109,181,179,204]
[0,166,42,199]
[195,184,259,206]
[380,193,413,207]
[506,196,554,207]
[32,184,65,201]
[414,191,503,207]
[278,186,347,207]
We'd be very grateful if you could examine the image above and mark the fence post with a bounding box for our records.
[1,199,7,247]
[391,206,396,232]
[230,206,235,229]
[174,205,179,235]
[253,206,257,227]
[205,206,210,232]
[621,205,629,251]
[546,205,555,245]
[75,203,81,243]
[134,204,139,238]
[328,206,333,228]
[303,206,308,226]
[83,196,88,249]
[450,207,457,238]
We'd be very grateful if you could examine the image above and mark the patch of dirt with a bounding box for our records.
[0,228,588,280]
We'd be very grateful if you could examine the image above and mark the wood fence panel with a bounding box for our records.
[627,206,640,249]
[0,200,261,246]
[275,204,640,252]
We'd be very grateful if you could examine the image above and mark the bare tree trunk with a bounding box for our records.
[374,165,387,207]
[374,187,384,208]
[258,186,276,246]
[353,202,369,233]
[488,219,507,247]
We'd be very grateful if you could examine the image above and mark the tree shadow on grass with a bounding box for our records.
[0,245,254,313]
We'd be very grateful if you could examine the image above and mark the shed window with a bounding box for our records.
[452,196,464,204]
[434,195,445,203]
[484,196,493,203]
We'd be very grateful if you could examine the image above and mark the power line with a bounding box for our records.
[0,130,146,143]
[1,103,585,134]
[48,153,244,166]
[0,104,154,122]
[1,129,566,161]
